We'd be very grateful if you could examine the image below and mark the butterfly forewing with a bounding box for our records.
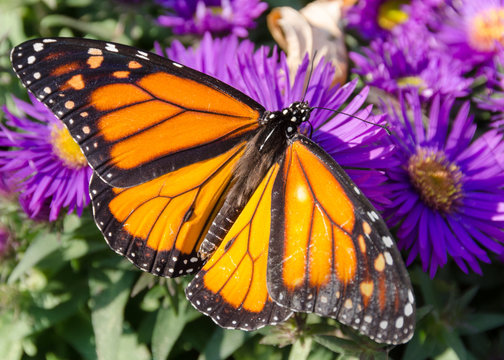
[10,38,263,188]
[267,136,415,344]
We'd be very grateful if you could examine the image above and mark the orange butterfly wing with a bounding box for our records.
[186,164,292,329]
[11,38,262,187]
[267,137,415,344]
[91,144,245,277]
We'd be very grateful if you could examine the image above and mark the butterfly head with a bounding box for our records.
[263,101,312,138]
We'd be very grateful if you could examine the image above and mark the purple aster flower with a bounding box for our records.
[345,0,444,40]
[156,0,267,37]
[0,171,13,197]
[350,22,474,99]
[156,33,395,207]
[476,51,504,129]
[437,0,504,67]
[382,92,504,276]
[0,94,92,221]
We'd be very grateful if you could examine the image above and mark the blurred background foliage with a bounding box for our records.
[0,0,504,359]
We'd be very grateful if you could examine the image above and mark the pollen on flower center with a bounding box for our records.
[50,124,87,169]
[397,76,426,89]
[468,7,504,52]
[407,149,463,213]
[377,0,410,31]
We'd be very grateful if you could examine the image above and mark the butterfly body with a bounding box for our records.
[198,101,312,259]
[11,37,415,344]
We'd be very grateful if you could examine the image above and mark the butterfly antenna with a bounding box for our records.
[311,106,392,135]
[302,50,318,103]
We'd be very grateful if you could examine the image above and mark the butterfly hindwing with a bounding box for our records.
[91,143,245,277]
[10,38,263,187]
[267,136,415,344]
[186,164,293,330]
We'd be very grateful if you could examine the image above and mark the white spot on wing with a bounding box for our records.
[405,303,413,316]
[33,43,44,52]
[395,316,404,328]
[105,43,118,52]
[384,251,393,265]
[382,235,394,248]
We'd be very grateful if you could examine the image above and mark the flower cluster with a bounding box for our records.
[349,0,504,101]
[347,0,504,275]
[156,0,267,37]
[0,95,92,221]
[382,93,504,276]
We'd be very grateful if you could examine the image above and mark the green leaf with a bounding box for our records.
[89,268,136,360]
[435,348,460,360]
[198,328,253,360]
[151,306,185,360]
[117,326,151,360]
[131,273,156,298]
[8,232,60,283]
[29,288,87,333]
[457,287,478,309]
[0,312,34,358]
[312,335,357,355]
[58,315,97,360]
[459,313,504,335]
[152,295,200,360]
[442,331,467,360]
[403,332,431,360]
[62,214,82,233]
[39,15,131,43]
[288,337,312,360]
[0,1,27,45]
[0,340,23,360]
[415,267,441,309]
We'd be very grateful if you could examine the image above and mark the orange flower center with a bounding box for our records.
[377,0,410,31]
[50,124,87,169]
[408,149,462,213]
[469,7,504,52]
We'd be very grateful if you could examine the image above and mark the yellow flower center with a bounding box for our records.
[50,124,87,169]
[377,0,410,31]
[397,76,426,89]
[469,7,504,52]
[408,149,463,213]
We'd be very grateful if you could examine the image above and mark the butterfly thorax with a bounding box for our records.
[261,101,312,138]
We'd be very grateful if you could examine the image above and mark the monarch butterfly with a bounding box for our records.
[11,37,415,344]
